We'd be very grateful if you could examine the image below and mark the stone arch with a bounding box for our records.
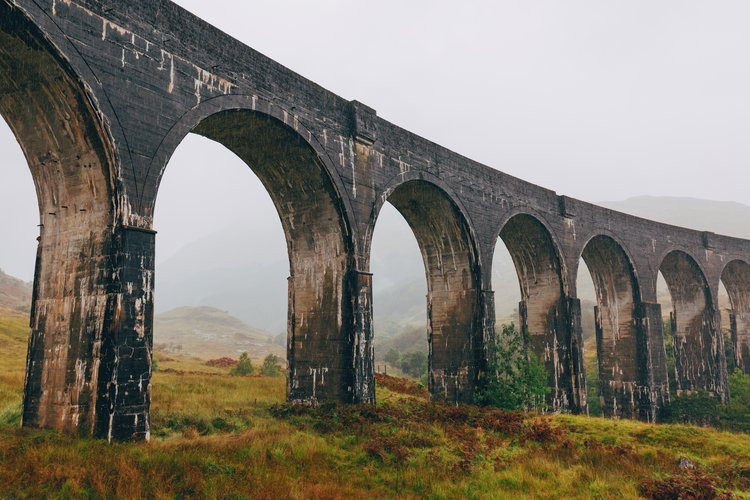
[370,178,483,403]
[496,212,584,411]
[364,170,481,267]
[659,250,727,400]
[152,108,358,404]
[721,259,750,374]
[0,3,119,434]
[144,94,355,234]
[579,235,646,418]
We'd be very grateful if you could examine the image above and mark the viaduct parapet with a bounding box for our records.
[2,0,748,440]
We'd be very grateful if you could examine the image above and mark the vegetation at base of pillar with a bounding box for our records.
[260,354,283,377]
[584,352,601,417]
[662,318,750,431]
[475,323,549,411]
[662,319,679,393]
[663,370,750,432]
[230,352,254,376]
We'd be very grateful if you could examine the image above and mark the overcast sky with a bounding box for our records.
[2,0,750,281]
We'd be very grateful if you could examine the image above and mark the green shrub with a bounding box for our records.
[260,354,283,377]
[662,363,750,433]
[663,319,679,394]
[663,391,720,427]
[725,331,736,375]
[230,353,254,376]
[400,351,427,379]
[475,323,550,411]
[720,369,750,433]
[585,356,601,417]
[383,348,401,367]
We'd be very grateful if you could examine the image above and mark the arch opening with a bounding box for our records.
[154,109,353,404]
[579,235,645,419]
[150,132,289,435]
[577,259,601,415]
[0,3,117,435]
[656,271,679,395]
[495,214,583,411]
[374,180,481,404]
[370,203,428,382]
[0,100,36,431]
[720,260,750,375]
[659,250,726,400]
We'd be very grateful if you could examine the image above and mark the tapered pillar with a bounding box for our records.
[287,265,377,405]
[521,296,587,414]
[634,302,670,422]
[564,298,588,414]
[23,224,155,441]
[731,311,750,374]
[94,227,155,442]
[351,271,375,404]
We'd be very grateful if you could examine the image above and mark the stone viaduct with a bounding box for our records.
[2,0,749,441]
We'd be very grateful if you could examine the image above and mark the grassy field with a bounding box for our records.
[0,314,749,498]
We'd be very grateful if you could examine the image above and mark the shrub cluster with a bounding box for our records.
[474,323,550,411]
[663,369,750,433]
[382,348,427,380]
[229,353,284,377]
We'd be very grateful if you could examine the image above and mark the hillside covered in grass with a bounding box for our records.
[0,313,749,498]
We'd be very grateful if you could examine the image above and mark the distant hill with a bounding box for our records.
[599,196,750,239]
[154,306,284,360]
[376,324,426,357]
[0,269,31,316]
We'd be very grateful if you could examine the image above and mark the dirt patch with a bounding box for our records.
[375,373,428,397]
[206,357,238,368]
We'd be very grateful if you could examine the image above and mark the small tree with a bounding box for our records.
[383,348,401,367]
[230,353,254,376]
[260,354,283,377]
[475,323,550,411]
[400,351,428,379]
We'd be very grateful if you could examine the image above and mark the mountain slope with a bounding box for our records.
[599,196,750,239]
[0,269,31,316]
[154,306,284,360]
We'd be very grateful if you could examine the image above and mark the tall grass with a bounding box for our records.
[0,316,748,497]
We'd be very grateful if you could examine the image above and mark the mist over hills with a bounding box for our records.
[153,195,749,354]
[154,306,284,360]
[1,195,744,358]
[599,196,750,239]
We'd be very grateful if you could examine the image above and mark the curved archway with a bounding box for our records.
[579,235,645,419]
[1,4,117,435]
[659,250,727,400]
[372,179,482,403]
[720,260,750,374]
[154,109,355,404]
[496,213,584,412]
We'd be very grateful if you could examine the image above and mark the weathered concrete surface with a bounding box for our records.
[721,260,750,375]
[386,180,483,404]
[1,2,116,436]
[500,214,585,413]
[582,236,648,419]
[660,251,728,401]
[2,0,749,440]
